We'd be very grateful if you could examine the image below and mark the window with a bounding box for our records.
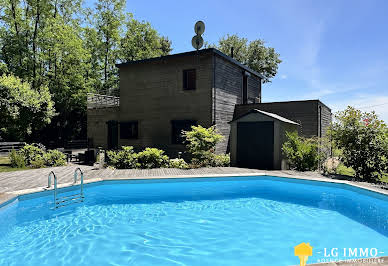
[119,121,138,139]
[242,75,248,104]
[171,120,197,144]
[183,69,196,90]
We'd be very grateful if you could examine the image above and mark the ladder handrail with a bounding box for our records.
[48,171,58,203]
[74,167,84,198]
[47,168,84,209]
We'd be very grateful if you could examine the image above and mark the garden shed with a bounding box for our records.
[229,109,299,170]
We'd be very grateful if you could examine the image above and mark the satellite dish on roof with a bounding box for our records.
[194,21,205,35]
[192,21,205,51]
[192,35,204,50]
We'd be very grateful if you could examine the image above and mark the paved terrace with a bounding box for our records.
[1,165,388,266]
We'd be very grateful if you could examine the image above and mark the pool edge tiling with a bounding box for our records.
[2,171,388,207]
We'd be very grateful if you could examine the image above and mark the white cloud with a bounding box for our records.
[330,94,388,122]
[280,74,287,80]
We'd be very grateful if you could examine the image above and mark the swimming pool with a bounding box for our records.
[1,176,388,265]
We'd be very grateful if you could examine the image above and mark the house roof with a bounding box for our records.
[229,109,300,125]
[236,99,332,112]
[116,48,266,79]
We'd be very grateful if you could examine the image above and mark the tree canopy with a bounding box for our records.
[0,0,172,142]
[0,74,55,141]
[210,34,281,82]
[330,106,388,182]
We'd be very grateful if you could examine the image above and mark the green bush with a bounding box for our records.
[10,145,66,169]
[330,106,388,182]
[211,154,230,167]
[30,155,45,168]
[19,144,44,166]
[169,158,189,169]
[136,148,169,169]
[43,150,67,167]
[282,131,321,171]
[106,146,137,169]
[183,125,229,167]
[183,125,223,158]
[9,149,25,168]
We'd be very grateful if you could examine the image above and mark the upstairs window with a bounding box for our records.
[171,120,197,144]
[119,121,138,139]
[183,69,196,90]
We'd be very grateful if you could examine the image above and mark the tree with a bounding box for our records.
[211,34,281,82]
[0,74,55,141]
[94,0,125,92]
[120,14,172,61]
[0,0,173,142]
[330,106,388,182]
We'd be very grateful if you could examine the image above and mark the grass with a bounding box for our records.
[335,164,355,177]
[334,162,388,184]
[0,156,28,172]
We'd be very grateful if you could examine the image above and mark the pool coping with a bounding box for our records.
[2,171,388,207]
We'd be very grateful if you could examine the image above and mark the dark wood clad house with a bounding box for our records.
[87,48,332,160]
[87,48,264,156]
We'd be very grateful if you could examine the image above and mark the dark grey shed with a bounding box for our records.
[229,109,299,170]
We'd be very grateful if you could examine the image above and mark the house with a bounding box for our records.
[87,48,332,165]
[87,48,264,156]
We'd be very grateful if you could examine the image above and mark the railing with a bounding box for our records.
[0,142,26,153]
[87,93,120,109]
[47,168,85,209]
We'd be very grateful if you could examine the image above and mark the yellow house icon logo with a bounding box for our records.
[294,242,313,266]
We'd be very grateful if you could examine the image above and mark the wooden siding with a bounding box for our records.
[87,107,119,149]
[213,54,262,153]
[117,51,213,156]
[234,100,332,138]
[87,49,263,156]
[318,102,332,138]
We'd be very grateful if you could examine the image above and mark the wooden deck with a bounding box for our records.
[0,164,331,194]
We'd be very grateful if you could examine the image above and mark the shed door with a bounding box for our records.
[236,121,274,169]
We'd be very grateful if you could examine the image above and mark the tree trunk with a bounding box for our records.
[32,0,41,89]
[9,0,23,69]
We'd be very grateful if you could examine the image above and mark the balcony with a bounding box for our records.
[87,93,120,109]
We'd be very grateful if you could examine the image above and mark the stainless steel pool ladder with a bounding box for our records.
[47,168,85,209]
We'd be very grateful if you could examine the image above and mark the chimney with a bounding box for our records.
[231,47,234,58]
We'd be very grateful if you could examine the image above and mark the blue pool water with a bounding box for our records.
[1,176,388,266]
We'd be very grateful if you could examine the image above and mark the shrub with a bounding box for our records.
[9,149,25,168]
[169,158,189,169]
[30,155,45,168]
[106,146,137,169]
[330,106,388,182]
[211,154,231,167]
[19,144,44,166]
[282,131,322,171]
[183,125,223,158]
[183,125,228,167]
[43,150,67,167]
[136,148,169,169]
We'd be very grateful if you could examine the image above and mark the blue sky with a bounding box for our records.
[123,0,388,121]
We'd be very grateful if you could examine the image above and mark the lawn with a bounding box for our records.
[335,163,388,183]
[0,156,28,172]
